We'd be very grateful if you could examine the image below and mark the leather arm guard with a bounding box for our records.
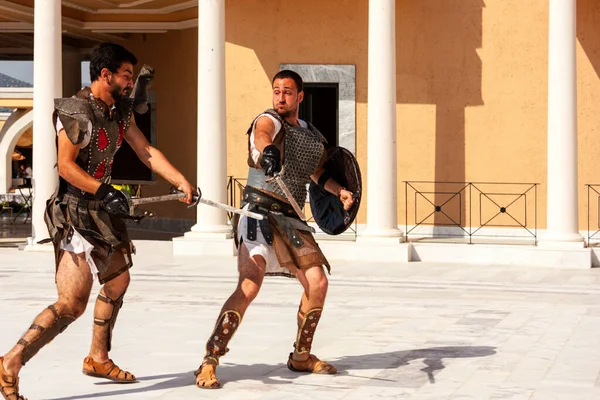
[317,170,332,191]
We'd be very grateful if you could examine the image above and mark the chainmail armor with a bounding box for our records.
[247,109,326,208]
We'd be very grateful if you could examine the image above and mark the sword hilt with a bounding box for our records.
[169,186,202,208]
[264,165,286,183]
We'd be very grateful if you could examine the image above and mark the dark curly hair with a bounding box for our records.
[272,70,303,92]
[89,42,138,82]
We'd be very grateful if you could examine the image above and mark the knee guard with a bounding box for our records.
[18,304,76,365]
[294,308,323,355]
[204,310,241,365]
[94,293,124,352]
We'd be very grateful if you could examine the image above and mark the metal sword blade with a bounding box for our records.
[130,192,264,220]
[272,175,307,221]
[197,197,265,220]
[131,193,183,206]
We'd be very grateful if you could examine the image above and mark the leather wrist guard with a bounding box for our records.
[94,183,112,200]
[317,170,332,191]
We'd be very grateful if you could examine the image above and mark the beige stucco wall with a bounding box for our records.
[0,99,32,108]
[125,29,199,220]
[122,0,600,231]
[577,0,600,231]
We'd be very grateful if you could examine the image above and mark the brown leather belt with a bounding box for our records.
[242,186,297,217]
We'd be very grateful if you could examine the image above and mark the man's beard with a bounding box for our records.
[109,79,129,102]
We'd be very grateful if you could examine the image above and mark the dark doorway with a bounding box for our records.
[111,104,154,182]
[299,83,338,149]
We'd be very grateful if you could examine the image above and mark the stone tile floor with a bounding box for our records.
[1,240,600,399]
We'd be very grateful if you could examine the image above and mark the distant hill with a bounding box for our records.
[0,72,32,88]
[0,72,32,113]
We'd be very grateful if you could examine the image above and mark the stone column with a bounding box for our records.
[26,0,62,249]
[362,0,403,240]
[191,0,228,234]
[541,0,583,246]
[173,0,230,254]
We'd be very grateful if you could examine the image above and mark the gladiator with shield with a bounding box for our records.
[0,43,195,400]
[194,69,362,389]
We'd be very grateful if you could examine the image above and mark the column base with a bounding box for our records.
[538,231,584,249]
[360,226,405,243]
[23,237,54,252]
[172,228,234,256]
[189,223,231,235]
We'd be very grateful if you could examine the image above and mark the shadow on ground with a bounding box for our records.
[44,346,496,400]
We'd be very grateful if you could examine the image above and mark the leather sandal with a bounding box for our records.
[194,361,220,389]
[82,356,136,383]
[0,357,26,400]
[287,353,337,374]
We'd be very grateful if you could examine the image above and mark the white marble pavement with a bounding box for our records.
[1,241,600,399]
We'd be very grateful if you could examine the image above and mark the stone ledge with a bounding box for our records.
[170,235,594,269]
[409,242,592,268]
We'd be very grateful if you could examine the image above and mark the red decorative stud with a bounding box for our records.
[94,160,106,179]
[98,128,108,150]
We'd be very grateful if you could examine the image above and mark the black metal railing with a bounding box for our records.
[226,176,248,221]
[226,176,358,239]
[586,184,600,245]
[404,181,538,244]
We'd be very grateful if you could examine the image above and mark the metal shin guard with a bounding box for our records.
[18,305,76,365]
[204,310,241,365]
[294,308,323,355]
[94,293,125,352]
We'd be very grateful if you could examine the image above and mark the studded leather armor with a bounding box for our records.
[53,88,134,196]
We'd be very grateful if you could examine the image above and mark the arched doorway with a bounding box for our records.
[0,109,33,194]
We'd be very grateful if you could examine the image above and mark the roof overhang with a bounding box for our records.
[0,0,199,60]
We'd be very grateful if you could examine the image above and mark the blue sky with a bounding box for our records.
[0,60,90,86]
